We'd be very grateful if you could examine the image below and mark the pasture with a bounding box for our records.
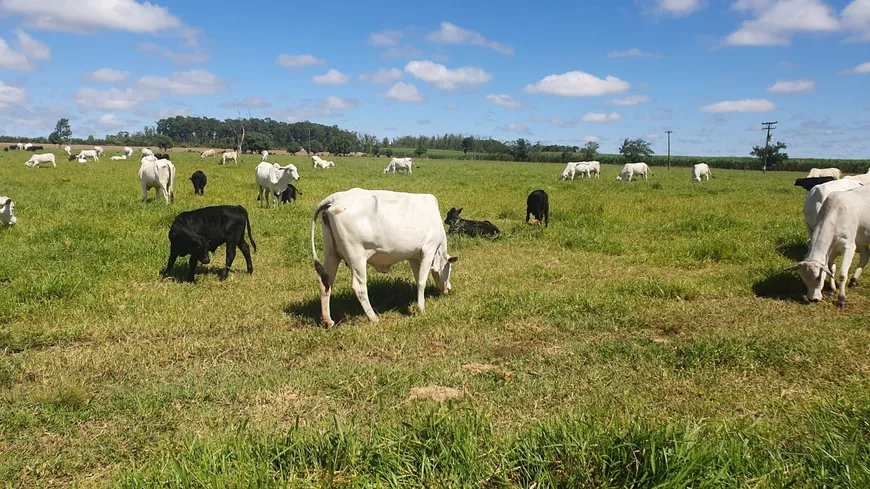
[1,149,869,487]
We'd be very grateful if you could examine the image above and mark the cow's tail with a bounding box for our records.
[167,163,176,203]
[311,200,332,289]
[245,209,257,252]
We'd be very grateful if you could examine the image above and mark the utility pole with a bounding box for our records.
[665,130,673,170]
[761,121,777,174]
[307,128,311,154]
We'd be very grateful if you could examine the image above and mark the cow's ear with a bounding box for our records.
[448,256,458,263]
[457,208,463,214]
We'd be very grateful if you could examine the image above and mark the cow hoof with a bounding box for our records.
[849,278,858,288]
[837,299,846,309]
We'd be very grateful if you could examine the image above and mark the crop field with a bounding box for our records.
[2,149,869,487]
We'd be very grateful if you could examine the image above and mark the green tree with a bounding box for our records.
[308,139,325,153]
[287,141,302,154]
[242,132,273,153]
[86,135,95,144]
[153,135,174,151]
[414,139,427,157]
[383,148,393,157]
[512,138,529,161]
[461,136,473,154]
[618,138,654,162]
[750,141,788,169]
[579,141,600,161]
[48,118,72,146]
[328,133,357,155]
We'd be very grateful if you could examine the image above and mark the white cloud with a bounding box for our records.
[381,44,422,59]
[75,87,159,111]
[312,69,350,85]
[724,0,840,46]
[700,98,777,112]
[485,93,521,110]
[0,0,189,36]
[276,54,325,68]
[220,96,271,109]
[86,68,129,83]
[322,96,357,110]
[360,68,402,83]
[653,0,703,16]
[96,113,135,127]
[841,0,870,40]
[137,70,226,95]
[842,61,870,74]
[582,112,622,123]
[267,96,358,123]
[137,42,209,64]
[368,29,403,46]
[14,30,49,60]
[134,106,191,119]
[524,71,630,97]
[584,135,599,143]
[384,82,424,102]
[607,48,660,57]
[405,60,492,90]
[0,81,27,107]
[767,79,816,93]
[0,38,32,71]
[498,123,532,134]
[645,133,661,140]
[609,95,653,106]
[426,22,514,55]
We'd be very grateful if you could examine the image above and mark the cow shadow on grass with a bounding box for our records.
[285,276,442,325]
[160,262,239,283]
[776,237,808,262]
[753,269,806,302]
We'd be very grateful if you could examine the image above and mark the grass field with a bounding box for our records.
[2,150,869,487]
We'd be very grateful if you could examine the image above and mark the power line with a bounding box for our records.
[761,121,777,174]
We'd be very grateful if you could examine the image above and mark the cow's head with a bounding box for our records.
[282,164,300,181]
[445,207,462,226]
[431,253,459,295]
[786,259,832,302]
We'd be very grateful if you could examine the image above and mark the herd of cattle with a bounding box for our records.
[4,147,870,320]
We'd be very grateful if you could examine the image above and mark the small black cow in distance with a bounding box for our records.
[526,190,550,228]
[794,176,836,191]
[162,205,256,283]
[153,153,170,160]
[444,207,500,237]
[26,145,44,152]
[190,170,207,196]
[256,184,301,205]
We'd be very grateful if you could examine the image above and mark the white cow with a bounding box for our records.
[561,162,591,181]
[0,196,17,226]
[692,163,712,182]
[261,150,269,161]
[23,143,32,150]
[124,146,134,157]
[788,186,870,309]
[313,157,335,169]
[141,148,154,157]
[222,151,238,166]
[255,162,300,208]
[76,155,87,164]
[200,149,216,158]
[94,146,104,157]
[78,149,99,162]
[383,157,416,174]
[845,174,870,185]
[110,155,127,160]
[63,145,72,156]
[138,157,176,204]
[15,142,24,150]
[803,179,864,241]
[24,153,56,168]
[616,162,651,181]
[587,161,601,178]
[310,188,458,327]
[807,168,841,179]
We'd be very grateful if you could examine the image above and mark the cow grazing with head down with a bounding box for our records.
[0,196,16,226]
[163,205,256,283]
[200,149,216,158]
[255,162,300,208]
[383,157,416,174]
[692,163,712,182]
[444,207,500,237]
[190,170,207,196]
[311,188,458,327]
[526,190,549,227]
[24,153,56,168]
[616,162,651,181]
[794,177,836,191]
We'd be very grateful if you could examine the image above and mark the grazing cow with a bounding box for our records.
[138,157,176,204]
[141,148,154,157]
[444,207,500,237]
[200,149,216,158]
[8,144,18,150]
[692,163,712,182]
[15,142,24,150]
[78,149,99,162]
[26,145,44,152]
[162,205,256,283]
[0,196,16,226]
[787,186,870,309]
[94,146,104,157]
[807,168,841,179]
[617,162,651,181]
[255,162,300,208]
[152,153,170,160]
[261,149,269,161]
[23,143,32,150]
[794,177,836,191]
[190,170,207,196]
[258,183,301,205]
[313,157,335,169]
[526,190,550,227]
[311,188,458,326]
[76,155,87,164]
[221,151,238,166]
[24,153,56,168]
[587,161,601,178]
[110,155,127,161]
[64,145,72,156]
[124,146,134,157]
[383,157,416,174]
[845,174,870,185]
[803,179,864,242]
[562,162,591,180]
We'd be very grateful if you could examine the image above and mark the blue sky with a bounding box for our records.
[0,0,868,157]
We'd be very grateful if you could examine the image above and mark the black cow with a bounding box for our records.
[26,145,44,152]
[68,154,78,161]
[444,207,500,237]
[190,170,207,196]
[526,190,549,227]
[794,176,836,191]
[153,153,170,160]
[7,145,16,150]
[256,183,301,204]
[162,205,256,283]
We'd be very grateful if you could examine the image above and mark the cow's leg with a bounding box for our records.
[239,240,254,274]
[837,246,856,308]
[828,261,838,292]
[317,251,340,327]
[849,245,870,288]
[628,173,633,182]
[141,183,149,203]
[162,252,178,278]
[219,243,236,281]
[187,256,198,283]
[409,258,428,314]
[349,259,378,322]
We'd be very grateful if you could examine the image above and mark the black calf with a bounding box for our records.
[526,190,550,227]
[256,184,301,204]
[162,205,256,283]
[190,170,207,196]
[153,153,170,160]
[444,207,500,237]
[794,176,836,191]
[26,145,44,152]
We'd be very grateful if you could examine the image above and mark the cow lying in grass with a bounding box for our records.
[444,207,499,237]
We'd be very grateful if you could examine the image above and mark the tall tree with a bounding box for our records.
[619,138,654,162]
[750,141,788,169]
[461,136,473,154]
[512,138,529,161]
[48,118,72,146]
[579,141,600,161]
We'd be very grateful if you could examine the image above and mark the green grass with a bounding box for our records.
[2,150,869,487]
